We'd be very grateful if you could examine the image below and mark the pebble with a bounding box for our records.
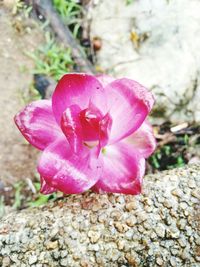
[60,250,68,258]
[156,257,163,266]
[114,222,129,233]
[178,237,187,247]
[0,165,199,266]
[88,244,99,252]
[177,219,186,230]
[188,180,196,188]
[155,224,165,238]
[125,202,137,211]
[88,230,101,243]
[163,200,173,208]
[171,189,182,197]
[29,255,38,265]
[191,189,200,199]
[60,258,68,266]
[170,257,177,267]
[45,241,58,250]
[126,216,137,227]
[2,256,10,267]
[180,202,188,210]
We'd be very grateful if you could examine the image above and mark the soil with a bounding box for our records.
[0,5,44,187]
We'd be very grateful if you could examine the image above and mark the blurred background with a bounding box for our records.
[0,0,200,216]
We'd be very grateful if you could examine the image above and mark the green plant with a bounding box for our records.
[149,144,186,171]
[126,0,134,5]
[0,196,5,218]
[13,182,24,209]
[53,0,82,37]
[27,33,74,81]
[12,0,32,18]
[28,182,57,207]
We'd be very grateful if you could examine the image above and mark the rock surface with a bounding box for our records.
[0,164,199,266]
[88,0,200,123]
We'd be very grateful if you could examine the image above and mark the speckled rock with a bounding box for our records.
[0,164,200,267]
[88,0,200,123]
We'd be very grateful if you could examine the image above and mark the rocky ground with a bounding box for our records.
[0,164,199,266]
[88,0,200,124]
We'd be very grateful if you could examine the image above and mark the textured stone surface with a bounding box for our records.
[0,164,200,266]
[88,0,200,123]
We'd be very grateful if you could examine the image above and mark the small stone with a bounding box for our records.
[136,212,147,223]
[29,255,37,265]
[191,189,200,199]
[156,257,163,266]
[185,226,193,236]
[171,189,182,197]
[117,240,125,250]
[80,260,90,267]
[180,248,190,260]
[2,256,11,267]
[92,203,101,212]
[170,257,177,267]
[170,248,179,256]
[88,230,101,243]
[178,237,187,247]
[114,222,129,233]
[125,253,138,266]
[144,206,153,213]
[177,219,186,230]
[45,241,58,250]
[143,222,152,230]
[73,253,81,260]
[189,236,194,244]
[166,228,180,239]
[188,180,196,188]
[88,244,99,252]
[60,259,68,266]
[137,225,144,233]
[155,224,165,238]
[98,213,107,223]
[52,251,60,260]
[195,256,200,262]
[179,202,188,210]
[110,211,122,220]
[126,216,137,227]
[150,232,157,240]
[163,200,173,208]
[125,202,137,211]
[60,250,68,258]
[90,214,97,224]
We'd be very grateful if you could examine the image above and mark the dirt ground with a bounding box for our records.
[0,5,44,186]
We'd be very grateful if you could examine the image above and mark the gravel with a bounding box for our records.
[0,164,200,267]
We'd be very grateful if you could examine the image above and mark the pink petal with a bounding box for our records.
[37,138,103,194]
[79,101,103,141]
[40,176,57,194]
[105,78,154,144]
[14,100,63,150]
[61,105,83,154]
[80,102,112,148]
[52,73,107,124]
[98,112,112,150]
[96,74,115,87]
[123,121,156,158]
[93,142,145,195]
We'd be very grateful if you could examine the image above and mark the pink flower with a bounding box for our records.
[14,73,156,195]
